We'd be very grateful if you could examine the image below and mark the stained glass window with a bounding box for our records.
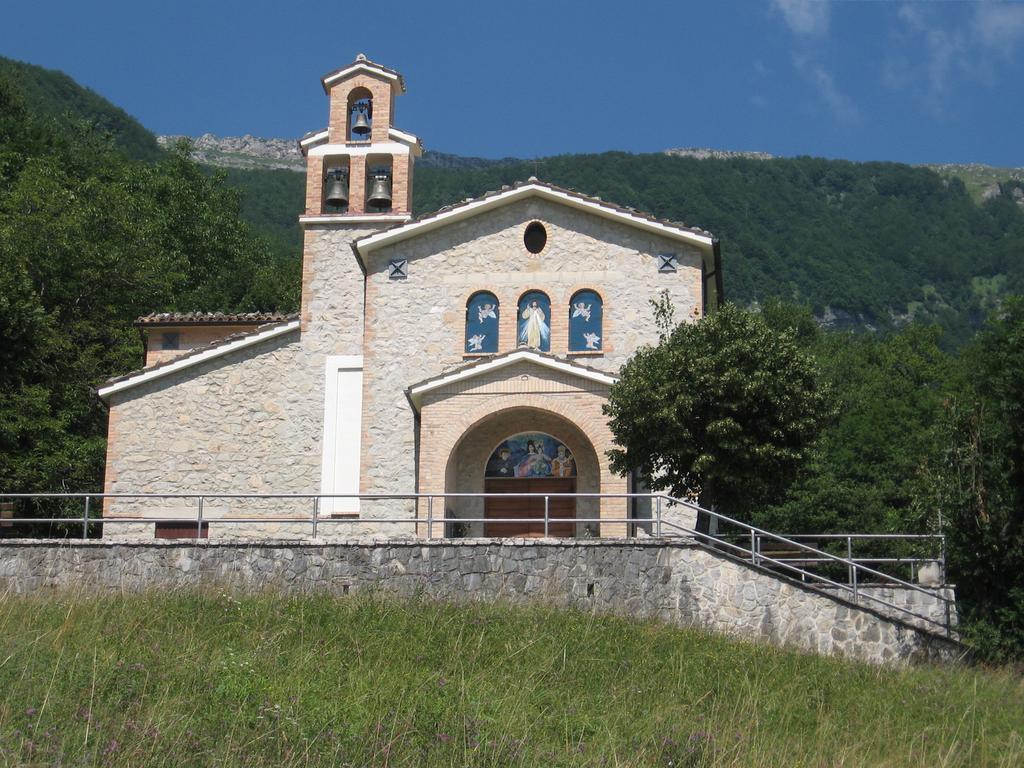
[517,291,551,352]
[568,290,602,352]
[465,292,499,353]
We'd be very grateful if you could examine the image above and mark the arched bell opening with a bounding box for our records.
[441,407,601,538]
[346,87,373,142]
[365,153,393,213]
[322,156,350,213]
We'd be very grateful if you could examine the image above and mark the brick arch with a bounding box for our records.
[434,394,613,468]
[417,388,627,537]
[439,405,603,539]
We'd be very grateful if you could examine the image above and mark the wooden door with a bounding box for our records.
[484,478,576,537]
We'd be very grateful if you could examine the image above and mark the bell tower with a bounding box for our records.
[297,54,421,357]
[299,53,420,219]
[298,56,421,513]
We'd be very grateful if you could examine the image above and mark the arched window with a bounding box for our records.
[347,88,373,141]
[568,290,603,352]
[517,291,551,352]
[466,292,499,354]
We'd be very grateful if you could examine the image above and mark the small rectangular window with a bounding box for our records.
[155,522,208,539]
[161,332,181,350]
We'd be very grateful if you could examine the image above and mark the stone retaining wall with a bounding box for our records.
[0,538,962,666]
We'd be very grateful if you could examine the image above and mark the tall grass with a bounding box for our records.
[0,590,1021,767]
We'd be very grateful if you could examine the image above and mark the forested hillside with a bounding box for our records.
[0,75,295,494]
[0,56,162,161]
[418,156,1024,344]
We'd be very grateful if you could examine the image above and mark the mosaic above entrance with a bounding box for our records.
[484,432,576,479]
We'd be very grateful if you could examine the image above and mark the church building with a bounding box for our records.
[97,55,723,540]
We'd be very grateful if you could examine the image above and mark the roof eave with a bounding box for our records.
[98,320,300,403]
[355,183,715,258]
[406,350,618,411]
[320,61,406,94]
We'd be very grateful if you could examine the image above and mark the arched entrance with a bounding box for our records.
[483,432,577,537]
[442,407,601,538]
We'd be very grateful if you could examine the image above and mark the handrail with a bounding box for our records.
[657,496,954,636]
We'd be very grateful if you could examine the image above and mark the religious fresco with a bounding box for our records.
[465,291,499,353]
[569,289,603,351]
[484,432,576,479]
[517,291,551,352]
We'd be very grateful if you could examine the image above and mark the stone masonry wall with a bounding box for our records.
[0,539,960,666]
[299,224,377,353]
[103,329,324,538]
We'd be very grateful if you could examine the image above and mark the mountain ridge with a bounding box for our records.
[156,131,1024,205]
[156,133,522,172]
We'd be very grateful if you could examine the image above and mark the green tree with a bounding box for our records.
[604,301,833,525]
[935,298,1024,660]
[761,319,950,534]
[0,82,295,496]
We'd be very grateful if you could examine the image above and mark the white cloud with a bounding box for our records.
[973,1,1024,58]
[883,2,1024,117]
[794,55,859,123]
[771,0,829,37]
[896,3,962,108]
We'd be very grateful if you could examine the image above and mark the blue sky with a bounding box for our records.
[1,0,1022,166]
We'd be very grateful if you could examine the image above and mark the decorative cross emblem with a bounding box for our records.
[388,259,408,279]
[658,253,678,273]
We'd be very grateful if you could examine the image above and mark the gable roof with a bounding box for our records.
[320,54,406,94]
[407,349,618,410]
[97,319,300,403]
[355,178,717,257]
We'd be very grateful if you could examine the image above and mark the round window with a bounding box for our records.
[524,221,547,254]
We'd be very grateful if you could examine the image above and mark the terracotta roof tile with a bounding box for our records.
[134,312,296,327]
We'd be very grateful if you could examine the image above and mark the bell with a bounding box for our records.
[351,109,371,137]
[323,170,348,207]
[367,173,392,209]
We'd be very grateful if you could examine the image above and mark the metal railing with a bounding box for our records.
[656,496,955,637]
[0,491,954,636]
[754,533,946,585]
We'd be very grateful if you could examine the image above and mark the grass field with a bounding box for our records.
[0,592,1021,767]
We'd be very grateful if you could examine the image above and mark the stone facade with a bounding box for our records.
[0,539,961,666]
[299,224,375,352]
[103,329,324,538]
[364,196,704,373]
[361,198,704,533]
